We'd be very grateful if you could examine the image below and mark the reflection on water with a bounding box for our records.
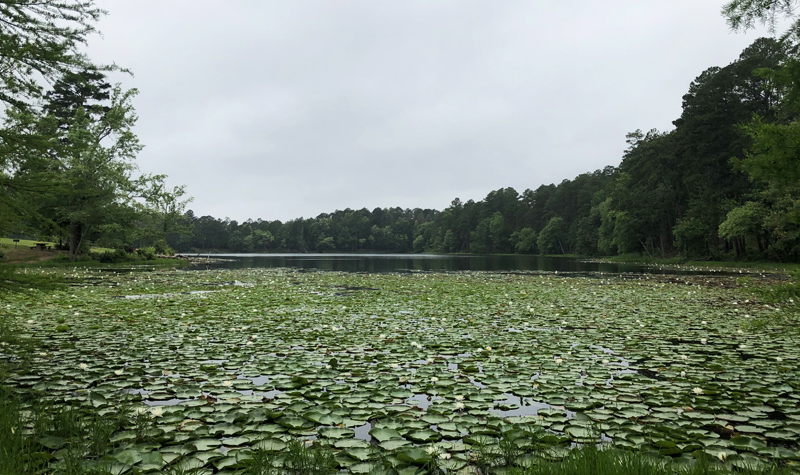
[185,253,731,275]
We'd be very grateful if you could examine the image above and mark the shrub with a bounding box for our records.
[153,240,175,256]
[136,247,157,260]
[93,249,136,263]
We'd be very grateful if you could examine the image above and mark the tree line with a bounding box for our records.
[3,2,798,263]
[171,36,799,262]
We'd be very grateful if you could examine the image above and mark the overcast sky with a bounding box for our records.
[85,1,771,223]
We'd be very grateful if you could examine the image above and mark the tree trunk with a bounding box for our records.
[69,224,83,261]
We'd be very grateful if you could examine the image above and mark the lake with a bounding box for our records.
[185,253,726,275]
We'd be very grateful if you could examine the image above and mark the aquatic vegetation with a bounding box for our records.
[0,268,798,473]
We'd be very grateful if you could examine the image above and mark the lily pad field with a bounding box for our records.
[1,266,799,473]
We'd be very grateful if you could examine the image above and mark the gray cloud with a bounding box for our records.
[86,0,771,221]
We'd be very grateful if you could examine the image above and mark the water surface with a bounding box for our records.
[185,253,730,275]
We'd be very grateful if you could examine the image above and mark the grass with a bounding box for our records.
[0,237,59,248]
[605,253,800,272]
[508,444,794,475]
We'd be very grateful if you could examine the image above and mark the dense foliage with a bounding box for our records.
[0,1,189,261]
[173,38,798,261]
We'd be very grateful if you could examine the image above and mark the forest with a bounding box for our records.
[168,37,800,262]
[1,4,799,263]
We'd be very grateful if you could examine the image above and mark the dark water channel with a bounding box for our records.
[185,253,729,275]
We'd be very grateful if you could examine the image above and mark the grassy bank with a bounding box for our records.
[603,253,800,272]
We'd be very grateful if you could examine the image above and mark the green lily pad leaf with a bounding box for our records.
[114,449,143,466]
[319,427,354,439]
[369,427,402,442]
[405,429,441,443]
[221,436,250,446]
[565,426,595,439]
[421,413,450,424]
[89,392,108,407]
[349,461,378,474]
[253,438,286,451]
[396,447,432,464]
[137,452,164,471]
[344,447,374,462]
[305,411,344,425]
[37,436,66,450]
[189,438,223,451]
[334,438,371,449]
[379,439,411,451]
[276,416,312,429]
[736,425,766,434]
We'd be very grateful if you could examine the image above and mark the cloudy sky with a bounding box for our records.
[85,1,771,222]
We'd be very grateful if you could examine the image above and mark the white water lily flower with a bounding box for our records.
[390,364,399,369]
[39,352,47,357]
[486,346,492,351]
[602,359,609,365]
[439,452,451,460]
[379,334,386,339]
[700,339,707,344]
[701,321,707,325]
[79,363,88,370]
[455,395,464,401]
[717,451,727,462]
[455,402,465,410]
[555,358,563,364]
[151,407,164,417]
[222,380,233,387]
[693,387,703,395]
[114,369,124,376]
[431,377,439,382]
[426,446,440,455]
[680,355,688,360]
[680,371,686,378]
[776,357,783,362]
[26,319,34,324]
[739,344,747,349]
[427,358,434,364]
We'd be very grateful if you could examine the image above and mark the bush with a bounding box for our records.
[93,249,137,264]
[136,247,157,260]
[153,240,175,256]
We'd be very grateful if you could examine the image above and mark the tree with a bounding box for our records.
[510,228,537,254]
[537,216,567,255]
[721,6,800,260]
[0,2,110,241]
[15,71,143,260]
[0,1,105,109]
[139,176,193,251]
[722,0,800,38]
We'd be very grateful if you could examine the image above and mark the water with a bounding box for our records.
[184,253,728,275]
